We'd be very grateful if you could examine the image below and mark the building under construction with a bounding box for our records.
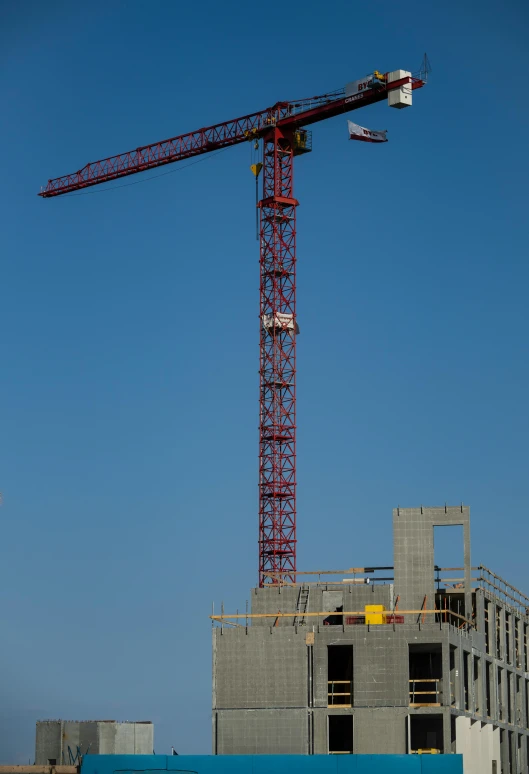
[212,506,529,774]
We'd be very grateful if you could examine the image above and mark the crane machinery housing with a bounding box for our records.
[40,63,428,587]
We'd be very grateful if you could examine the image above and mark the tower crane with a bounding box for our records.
[40,64,428,587]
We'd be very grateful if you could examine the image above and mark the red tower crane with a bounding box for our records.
[40,65,427,587]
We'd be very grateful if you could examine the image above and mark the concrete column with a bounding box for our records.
[442,642,451,707]
[491,661,498,723]
[457,646,465,711]
[500,728,510,774]
[442,709,451,754]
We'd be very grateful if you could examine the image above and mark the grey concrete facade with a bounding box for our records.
[213,506,529,774]
[35,721,153,764]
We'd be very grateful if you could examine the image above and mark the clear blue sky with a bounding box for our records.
[1,0,528,762]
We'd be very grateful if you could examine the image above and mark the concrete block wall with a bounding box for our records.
[352,707,409,754]
[36,721,99,764]
[98,722,153,754]
[311,626,411,709]
[347,629,407,709]
[35,722,153,764]
[64,722,98,759]
[213,628,308,709]
[215,709,308,754]
[251,587,300,626]
[393,507,471,619]
[35,722,62,765]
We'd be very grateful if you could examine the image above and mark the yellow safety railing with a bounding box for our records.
[328,680,352,707]
[409,678,442,707]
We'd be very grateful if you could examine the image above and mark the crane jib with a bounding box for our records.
[39,74,424,197]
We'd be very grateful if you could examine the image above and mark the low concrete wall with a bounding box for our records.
[0,767,77,774]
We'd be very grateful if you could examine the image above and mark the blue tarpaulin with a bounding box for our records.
[81,754,463,774]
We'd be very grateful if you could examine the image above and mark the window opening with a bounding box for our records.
[434,525,465,626]
[496,606,503,660]
[516,676,522,726]
[409,644,442,707]
[433,524,464,569]
[323,591,344,626]
[505,611,512,665]
[514,617,521,668]
[328,715,353,754]
[485,661,492,718]
[507,671,512,724]
[327,646,353,707]
[498,667,504,721]
[463,651,470,711]
[450,646,458,707]
[485,598,491,655]
[473,656,481,715]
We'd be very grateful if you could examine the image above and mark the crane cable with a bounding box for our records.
[250,139,262,241]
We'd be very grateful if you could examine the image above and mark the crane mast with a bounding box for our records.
[39,66,427,587]
[259,126,298,585]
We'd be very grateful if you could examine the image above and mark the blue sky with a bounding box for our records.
[1,0,528,762]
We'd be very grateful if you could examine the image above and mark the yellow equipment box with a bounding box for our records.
[365,605,386,625]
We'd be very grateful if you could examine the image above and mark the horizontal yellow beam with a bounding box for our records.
[211,609,470,623]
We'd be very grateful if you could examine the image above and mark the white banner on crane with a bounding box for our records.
[348,120,388,143]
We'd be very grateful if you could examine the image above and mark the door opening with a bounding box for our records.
[409,714,443,754]
[328,646,353,707]
[328,715,353,754]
